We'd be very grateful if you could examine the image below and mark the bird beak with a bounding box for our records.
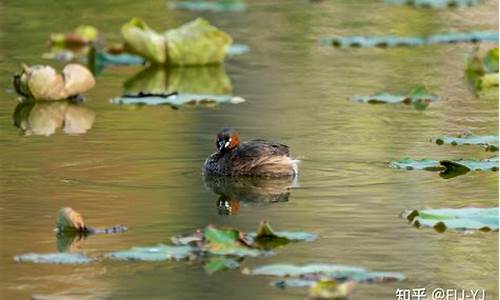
[218,141,226,151]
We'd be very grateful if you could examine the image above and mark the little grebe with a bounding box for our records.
[202,128,299,177]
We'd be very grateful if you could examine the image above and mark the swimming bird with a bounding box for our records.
[202,128,299,177]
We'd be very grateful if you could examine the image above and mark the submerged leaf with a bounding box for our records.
[309,279,356,299]
[466,47,499,91]
[402,207,499,232]
[204,257,240,274]
[324,31,498,48]
[169,0,247,12]
[433,133,499,151]
[106,244,195,261]
[14,253,92,264]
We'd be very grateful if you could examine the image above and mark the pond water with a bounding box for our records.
[0,0,498,299]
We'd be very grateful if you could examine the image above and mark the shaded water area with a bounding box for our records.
[0,0,498,299]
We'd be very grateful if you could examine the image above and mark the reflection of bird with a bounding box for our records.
[13,99,95,136]
[203,128,299,177]
[203,175,295,215]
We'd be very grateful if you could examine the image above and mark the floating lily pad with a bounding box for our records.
[111,92,245,107]
[390,158,442,171]
[246,221,317,249]
[169,0,247,12]
[385,0,479,8]
[350,86,439,110]
[402,207,499,232]
[106,244,195,261]
[433,133,499,151]
[390,157,498,173]
[324,31,498,48]
[204,257,240,274]
[14,253,92,264]
[440,157,499,171]
[245,264,406,285]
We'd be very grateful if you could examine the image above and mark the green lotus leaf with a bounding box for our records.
[121,18,168,64]
[14,253,92,264]
[164,18,232,66]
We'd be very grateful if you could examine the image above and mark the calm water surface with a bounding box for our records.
[0,1,498,299]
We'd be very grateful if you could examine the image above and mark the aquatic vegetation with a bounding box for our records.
[323,31,498,48]
[122,18,232,65]
[390,157,498,178]
[308,280,356,299]
[49,25,99,49]
[385,0,479,8]
[402,207,499,232]
[13,64,95,101]
[433,133,499,151]
[243,263,405,297]
[106,245,196,261]
[13,99,95,136]
[350,86,439,110]
[169,0,247,12]
[466,47,499,91]
[56,207,87,233]
[111,92,245,107]
[246,221,317,249]
[14,253,93,264]
[204,257,240,274]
